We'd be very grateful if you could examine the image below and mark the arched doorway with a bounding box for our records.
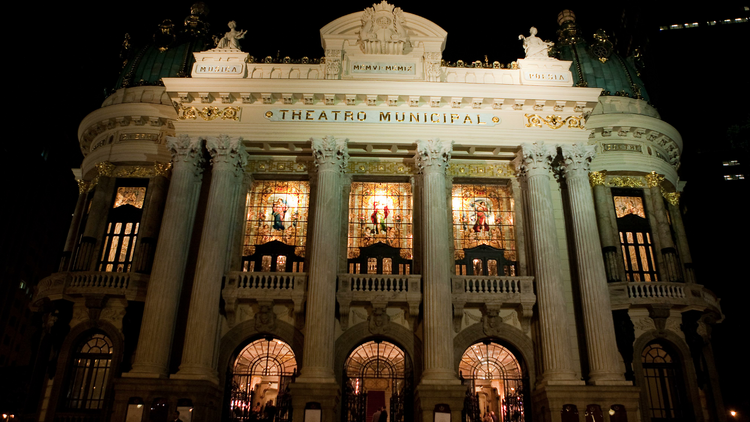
[342,340,412,422]
[459,341,528,422]
[227,337,297,422]
[641,342,688,422]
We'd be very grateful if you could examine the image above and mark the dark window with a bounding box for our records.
[65,333,113,410]
[641,343,686,422]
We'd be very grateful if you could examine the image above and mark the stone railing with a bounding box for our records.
[33,271,148,307]
[609,281,722,314]
[336,274,422,330]
[222,271,308,326]
[451,275,536,333]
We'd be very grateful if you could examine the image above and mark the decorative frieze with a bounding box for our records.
[176,104,241,121]
[348,160,415,175]
[246,159,309,174]
[447,162,514,178]
[524,114,585,129]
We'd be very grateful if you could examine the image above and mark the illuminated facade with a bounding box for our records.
[28,4,726,422]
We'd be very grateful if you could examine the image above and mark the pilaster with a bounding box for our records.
[646,172,681,282]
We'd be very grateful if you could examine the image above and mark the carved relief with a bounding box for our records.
[368,307,391,334]
[254,302,277,332]
[414,139,453,173]
[311,136,349,170]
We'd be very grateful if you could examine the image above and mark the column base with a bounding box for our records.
[531,384,641,422]
[171,365,220,385]
[123,363,169,379]
[288,381,340,422]
[587,372,632,386]
[414,382,467,422]
[111,377,223,422]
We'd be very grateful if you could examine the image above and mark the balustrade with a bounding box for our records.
[32,271,148,305]
[608,281,722,314]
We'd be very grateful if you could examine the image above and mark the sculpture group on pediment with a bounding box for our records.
[358,1,410,54]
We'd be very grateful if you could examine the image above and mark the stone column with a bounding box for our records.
[126,135,204,378]
[133,164,170,273]
[414,139,459,384]
[174,135,248,383]
[645,172,681,282]
[590,171,625,282]
[666,193,696,283]
[514,143,579,386]
[560,144,628,385]
[59,179,89,272]
[297,136,348,383]
[289,137,347,422]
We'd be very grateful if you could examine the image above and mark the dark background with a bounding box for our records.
[6,0,749,419]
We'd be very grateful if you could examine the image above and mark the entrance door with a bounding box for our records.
[227,337,297,422]
[342,340,412,422]
[459,341,528,422]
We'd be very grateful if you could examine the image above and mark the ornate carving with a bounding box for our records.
[424,52,442,82]
[76,179,90,194]
[645,171,664,188]
[311,136,349,170]
[96,161,115,177]
[154,162,172,177]
[368,307,391,335]
[358,1,410,55]
[349,160,415,175]
[324,50,342,80]
[589,170,606,187]
[177,105,241,121]
[447,162,514,178]
[514,142,557,178]
[414,139,453,173]
[166,135,205,175]
[559,144,596,178]
[247,159,308,174]
[664,191,680,206]
[205,135,248,176]
[525,114,585,130]
[481,307,503,337]
[254,302,277,332]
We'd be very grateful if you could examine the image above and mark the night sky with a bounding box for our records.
[12,0,750,418]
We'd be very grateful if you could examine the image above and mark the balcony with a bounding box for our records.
[451,275,536,332]
[608,281,722,314]
[222,271,307,326]
[33,271,149,306]
[336,273,422,329]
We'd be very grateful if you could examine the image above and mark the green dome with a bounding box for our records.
[115,3,213,89]
[554,10,649,102]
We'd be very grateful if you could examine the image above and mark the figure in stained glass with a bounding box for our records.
[272,198,289,230]
[472,200,491,232]
[371,201,390,234]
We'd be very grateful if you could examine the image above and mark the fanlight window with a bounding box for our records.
[65,333,114,410]
[459,341,522,380]
[234,338,298,377]
[345,341,406,380]
[452,184,516,275]
[642,343,685,422]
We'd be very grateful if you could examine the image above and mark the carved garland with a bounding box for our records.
[176,104,241,121]
[524,114,585,129]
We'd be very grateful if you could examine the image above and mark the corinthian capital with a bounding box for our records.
[559,143,596,179]
[514,142,557,178]
[205,135,248,176]
[645,171,664,188]
[166,135,205,174]
[414,139,453,173]
[311,136,349,171]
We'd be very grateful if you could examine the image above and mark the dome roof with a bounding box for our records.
[554,10,649,102]
[115,3,213,89]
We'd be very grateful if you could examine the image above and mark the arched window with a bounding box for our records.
[641,343,686,422]
[98,184,147,272]
[613,191,658,281]
[64,332,114,410]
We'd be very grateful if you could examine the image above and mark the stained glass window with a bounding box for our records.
[113,187,146,209]
[614,196,646,218]
[244,181,310,259]
[452,184,516,274]
[347,182,413,261]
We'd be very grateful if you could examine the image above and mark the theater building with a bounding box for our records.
[29,3,725,422]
